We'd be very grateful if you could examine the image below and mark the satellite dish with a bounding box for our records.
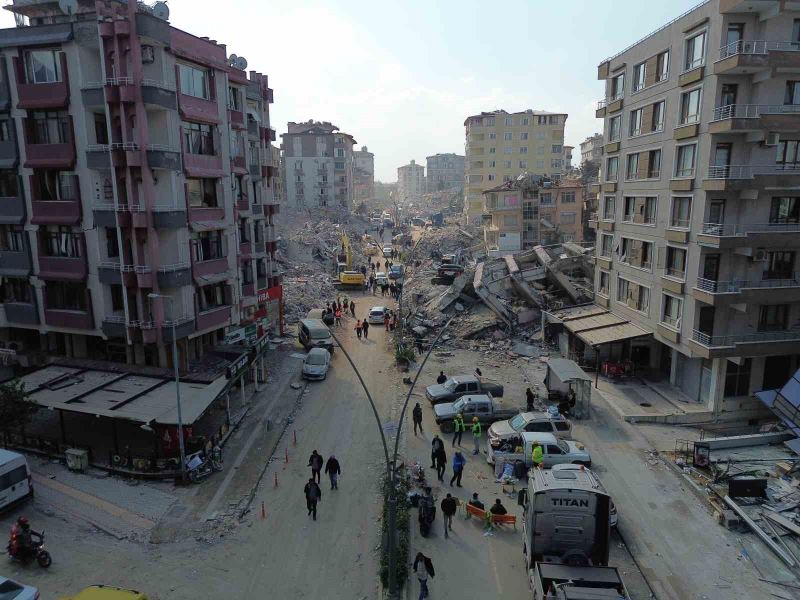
[152,1,170,21]
[58,0,78,15]
[236,56,248,70]
[228,54,239,68]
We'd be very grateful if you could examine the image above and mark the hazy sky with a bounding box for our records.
[1,0,700,181]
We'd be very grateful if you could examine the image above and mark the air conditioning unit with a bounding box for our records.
[763,132,780,147]
[752,248,768,262]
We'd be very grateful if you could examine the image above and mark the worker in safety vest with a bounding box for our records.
[531,441,544,469]
[471,417,482,456]
[452,413,465,447]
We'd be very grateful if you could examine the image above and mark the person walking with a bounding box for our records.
[349,300,355,317]
[413,552,434,600]
[362,319,370,339]
[415,338,424,355]
[383,312,390,331]
[452,413,465,447]
[355,319,363,340]
[434,442,447,482]
[304,477,322,520]
[324,455,341,490]
[526,387,535,412]
[471,417,482,456]
[436,371,447,385]
[430,435,443,469]
[307,450,324,483]
[449,451,465,487]
[441,493,457,539]
[412,402,423,436]
[334,307,342,326]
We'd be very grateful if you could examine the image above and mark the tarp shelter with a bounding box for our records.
[545,358,592,420]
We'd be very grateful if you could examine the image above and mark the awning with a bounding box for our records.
[557,304,652,347]
[246,108,262,124]
[578,322,651,346]
[547,358,592,383]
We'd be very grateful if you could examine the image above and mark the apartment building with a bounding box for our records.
[354,145,374,204]
[580,133,604,164]
[0,0,280,369]
[426,153,465,192]
[271,145,283,205]
[397,159,425,202]
[540,179,585,244]
[592,0,800,419]
[463,109,567,224]
[564,145,575,170]
[281,121,356,212]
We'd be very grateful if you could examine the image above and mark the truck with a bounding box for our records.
[520,467,630,600]
[334,233,366,289]
[487,431,592,467]
[425,374,504,405]
[432,394,517,432]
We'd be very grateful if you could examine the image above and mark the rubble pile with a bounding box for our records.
[413,225,479,261]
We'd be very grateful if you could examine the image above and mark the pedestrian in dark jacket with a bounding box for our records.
[413,552,435,599]
[349,300,355,317]
[449,451,465,487]
[415,338,424,355]
[435,443,447,482]
[526,387,535,412]
[430,435,443,469]
[412,402,423,436]
[362,320,370,339]
[436,371,447,385]
[490,498,508,515]
[324,455,341,490]
[441,493,458,538]
[307,450,323,483]
[304,477,321,520]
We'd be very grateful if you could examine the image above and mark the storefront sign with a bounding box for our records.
[226,353,250,379]
[224,327,246,345]
[257,285,283,303]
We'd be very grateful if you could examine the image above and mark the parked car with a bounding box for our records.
[307,308,334,326]
[302,348,331,380]
[551,464,618,526]
[433,394,518,432]
[0,576,38,600]
[368,306,388,324]
[487,412,573,453]
[60,585,149,600]
[388,265,404,280]
[488,432,591,468]
[298,319,335,353]
[425,375,504,405]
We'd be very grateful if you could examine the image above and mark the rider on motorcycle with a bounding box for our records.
[11,517,41,557]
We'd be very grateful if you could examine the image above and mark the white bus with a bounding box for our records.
[0,449,33,512]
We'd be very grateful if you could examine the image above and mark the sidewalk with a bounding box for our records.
[594,376,714,424]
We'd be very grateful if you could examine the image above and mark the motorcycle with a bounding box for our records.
[186,452,213,483]
[418,493,436,537]
[7,528,52,568]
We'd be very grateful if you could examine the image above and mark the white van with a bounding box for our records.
[0,449,33,511]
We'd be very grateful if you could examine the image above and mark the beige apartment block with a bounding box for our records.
[593,0,800,420]
[463,109,567,224]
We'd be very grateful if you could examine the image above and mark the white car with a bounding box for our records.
[302,348,331,380]
[382,246,393,258]
[368,306,388,324]
[0,576,39,599]
[375,272,389,287]
[551,464,618,526]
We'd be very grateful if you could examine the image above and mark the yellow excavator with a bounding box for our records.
[334,233,366,289]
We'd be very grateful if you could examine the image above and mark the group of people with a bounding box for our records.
[303,450,341,521]
[325,298,356,327]
[429,435,468,487]
[353,318,371,340]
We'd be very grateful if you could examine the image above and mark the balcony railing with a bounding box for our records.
[712,103,800,121]
[596,93,623,110]
[666,267,685,279]
[622,213,656,224]
[692,327,800,347]
[719,39,800,60]
[701,221,800,236]
[707,164,800,179]
[696,274,800,293]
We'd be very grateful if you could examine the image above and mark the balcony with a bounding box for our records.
[5,301,39,325]
[622,213,656,226]
[0,186,26,225]
[236,195,249,212]
[101,315,129,339]
[247,119,259,138]
[692,274,800,304]
[196,305,230,331]
[153,204,187,229]
[703,164,800,191]
[23,117,76,169]
[250,163,262,180]
[43,289,93,330]
[231,154,247,174]
[0,119,19,168]
[30,177,81,225]
[228,109,245,129]
[162,317,196,343]
[239,241,253,256]
[157,262,192,288]
[710,104,800,134]
[242,282,255,298]
[715,40,800,75]
[595,94,623,118]
[690,327,800,358]
[12,53,69,109]
[141,80,177,110]
[147,145,181,170]
[0,245,33,277]
[698,221,800,248]
[192,256,228,281]
[183,150,224,178]
[720,0,780,14]
[38,253,87,281]
[177,90,219,125]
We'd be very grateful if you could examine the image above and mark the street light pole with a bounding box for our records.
[148,293,187,483]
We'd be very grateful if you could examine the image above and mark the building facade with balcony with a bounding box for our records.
[281,120,356,213]
[426,152,465,193]
[353,145,374,205]
[580,133,604,164]
[463,109,567,224]
[397,159,425,203]
[593,0,800,419]
[0,0,281,369]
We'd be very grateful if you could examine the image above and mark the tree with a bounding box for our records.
[579,160,600,184]
[0,380,37,439]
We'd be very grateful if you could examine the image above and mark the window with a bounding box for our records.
[620,237,653,269]
[29,111,69,144]
[227,86,241,111]
[522,201,536,220]
[503,147,512,154]
[488,160,496,168]
[503,215,517,227]
[666,246,687,278]
[540,193,553,206]
[484,117,495,126]
[610,72,625,100]
[489,147,496,154]
[616,277,629,302]
[45,281,86,311]
[680,88,701,124]
[503,160,512,169]
[536,160,545,169]
[608,115,621,142]
[0,120,9,143]
[0,226,25,252]
[561,191,576,204]
[198,282,227,312]
[633,62,646,92]
[551,159,562,169]
[598,271,610,296]
[671,196,692,228]
[105,228,119,258]
[625,153,640,180]
[179,63,210,99]
[519,160,527,169]
[652,100,665,132]
[764,251,795,280]
[602,196,615,220]
[41,226,81,258]
[675,144,696,177]
[535,131,546,140]
[724,358,752,397]
[519,146,528,154]
[560,212,576,224]
[504,132,513,141]
[656,50,670,82]
[521,117,529,126]
[489,132,496,140]
[520,132,528,140]
[505,117,513,126]
[600,234,613,257]
[786,81,800,106]
[685,31,706,71]
[195,230,224,262]
[623,196,656,224]
[487,174,495,181]
[648,149,662,178]
[606,156,619,181]
[0,170,16,197]
[770,196,800,223]
[759,304,789,332]
[662,294,683,328]
[552,144,562,154]
[186,178,218,208]
[618,277,650,312]
[1,278,31,304]
[34,170,74,201]
[25,49,61,83]
[182,121,215,155]
[777,139,800,167]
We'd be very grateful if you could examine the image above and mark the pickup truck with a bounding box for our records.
[425,375,504,405]
[433,394,518,432]
[488,431,591,467]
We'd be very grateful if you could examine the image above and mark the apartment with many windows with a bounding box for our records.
[397,159,425,202]
[426,153,465,192]
[0,0,280,369]
[463,109,567,224]
[592,0,800,419]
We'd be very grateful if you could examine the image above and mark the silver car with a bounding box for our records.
[368,306,388,324]
[0,576,39,600]
[302,348,331,380]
